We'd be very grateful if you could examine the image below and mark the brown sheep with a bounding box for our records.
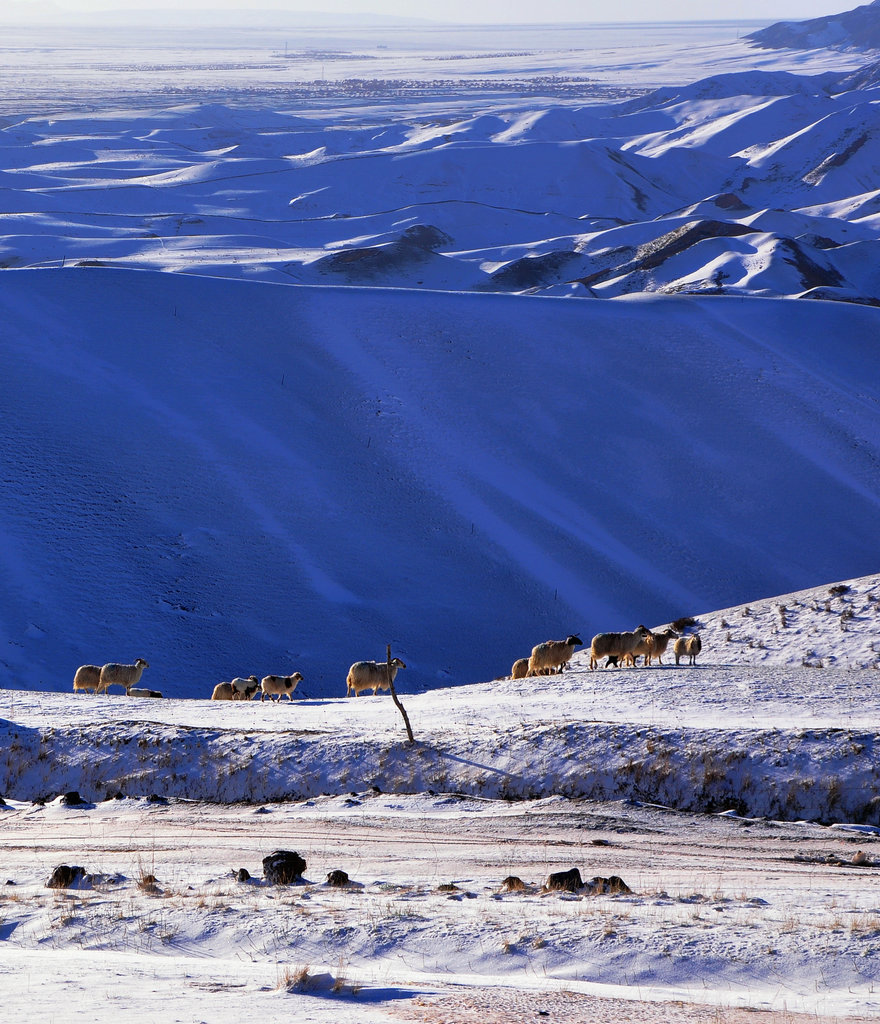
[644,627,679,666]
[623,631,655,667]
[511,658,530,679]
[73,665,102,694]
[98,659,149,694]
[589,627,650,669]
[674,633,702,666]
[211,682,235,700]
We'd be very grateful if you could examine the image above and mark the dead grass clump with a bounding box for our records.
[278,964,313,992]
[138,873,161,895]
[277,962,362,997]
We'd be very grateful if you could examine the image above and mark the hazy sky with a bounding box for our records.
[38,0,855,23]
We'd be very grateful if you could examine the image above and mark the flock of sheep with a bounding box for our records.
[511,626,702,678]
[71,656,409,701]
[72,629,703,702]
[72,659,153,696]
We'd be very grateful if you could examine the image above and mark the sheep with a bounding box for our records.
[98,658,149,694]
[346,658,406,696]
[260,672,303,702]
[73,665,102,694]
[511,658,530,679]
[623,631,655,667]
[674,633,702,666]
[128,688,163,698]
[230,676,260,700]
[589,626,650,669]
[644,627,679,666]
[211,682,235,700]
[527,635,583,676]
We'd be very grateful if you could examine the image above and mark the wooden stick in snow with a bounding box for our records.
[387,643,414,744]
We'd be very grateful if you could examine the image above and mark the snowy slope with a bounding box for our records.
[2,59,880,302]
[748,0,880,51]
[2,268,879,697]
[4,572,880,1021]
[3,570,880,813]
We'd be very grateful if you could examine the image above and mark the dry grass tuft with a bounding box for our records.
[277,964,312,992]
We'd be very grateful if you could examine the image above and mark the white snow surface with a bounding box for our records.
[1,17,879,697]
[3,16,880,1022]
[0,20,876,304]
[3,575,880,1022]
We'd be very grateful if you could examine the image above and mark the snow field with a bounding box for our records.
[1,790,879,1022]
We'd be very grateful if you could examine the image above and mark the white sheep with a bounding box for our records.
[260,672,303,702]
[98,658,149,694]
[230,676,260,700]
[589,627,650,669]
[674,633,702,666]
[528,635,583,676]
[346,658,406,696]
[511,658,530,679]
[73,665,102,694]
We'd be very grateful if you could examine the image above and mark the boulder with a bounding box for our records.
[585,875,632,895]
[262,850,306,884]
[545,867,583,893]
[46,865,89,889]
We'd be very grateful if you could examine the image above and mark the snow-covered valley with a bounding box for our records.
[3,7,880,1020]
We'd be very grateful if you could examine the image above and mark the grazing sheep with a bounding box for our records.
[211,682,235,701]
[260,672,303,702]
[98,658,149,694]
[230,676,260,700]
[346,658,406,696]
[73,665,102,694]
[589,626,650,670]
[674,633,702,666]
[644,627,679,666]
[527,635,583,676]
[511,658,530,679]
[128,688,163,699]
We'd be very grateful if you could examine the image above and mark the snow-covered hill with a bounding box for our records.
[2,269,879,697]
[3,570,880,815]
[3,58,880,304]
[748,0,880,52]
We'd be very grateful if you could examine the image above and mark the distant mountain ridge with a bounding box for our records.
[748,0,880,51]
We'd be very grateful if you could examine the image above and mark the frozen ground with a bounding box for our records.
[3,574,880,1022]
[2,791,880,1024]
